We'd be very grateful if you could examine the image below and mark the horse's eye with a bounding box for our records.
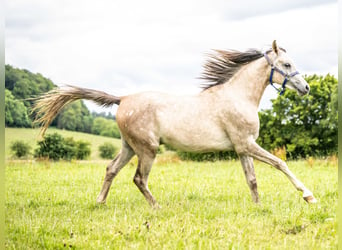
[284,63,291,68]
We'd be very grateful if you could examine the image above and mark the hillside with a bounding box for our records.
[5,65,120,138]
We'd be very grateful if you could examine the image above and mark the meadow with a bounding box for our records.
[5,129,338,249]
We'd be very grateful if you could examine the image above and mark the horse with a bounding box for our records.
[33,40,317,208]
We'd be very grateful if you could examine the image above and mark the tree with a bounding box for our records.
[5,89,31,127]
[56,101,94,133]
[258,74,337,158]
[91,117,121,138]
[6,65,55,101]
[4,64,120,137]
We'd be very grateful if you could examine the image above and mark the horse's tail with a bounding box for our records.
[32,85,121,137]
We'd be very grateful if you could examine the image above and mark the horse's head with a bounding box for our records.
[265,40,310,96]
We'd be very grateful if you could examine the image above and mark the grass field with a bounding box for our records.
[5,129,338,249]
[5,127,121,160]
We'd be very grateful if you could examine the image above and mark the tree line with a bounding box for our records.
[5,65,337,159]
[5,65,121,138]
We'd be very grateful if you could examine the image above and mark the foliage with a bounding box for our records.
[258,74,337,159]
[76,141,91,160]
[98,142,117,159]
[5,64,55,107]
[5,64,118,138]
[92,117,121,139]
[35,133,66,160]
[34,133,91,161]
[177,150,237,161]
[10,140,31,158]
[5,89,31,127]
[56,101,94,133]
[91,111,116,120]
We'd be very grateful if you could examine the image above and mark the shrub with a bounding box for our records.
[35,133,65,160]
[99,142,117,159]
[177,151,237,162]
[34,133,91,161]
[76,141,91,160]
[10,140,31,158]
[63,137,78,160]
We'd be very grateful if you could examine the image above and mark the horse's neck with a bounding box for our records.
[223,58,269,107]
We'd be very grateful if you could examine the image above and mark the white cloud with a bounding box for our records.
[5,0,337,112]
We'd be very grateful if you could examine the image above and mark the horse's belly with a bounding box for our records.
[160,127,234,153]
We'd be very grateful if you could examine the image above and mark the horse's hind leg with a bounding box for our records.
[96,140,135,204]
[133,152,159,208]
[239,155,259,203]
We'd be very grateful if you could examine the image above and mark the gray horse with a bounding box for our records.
[33,40,317,207]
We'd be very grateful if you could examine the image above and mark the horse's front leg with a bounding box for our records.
[239,155,259,203]
[240,141,317,203]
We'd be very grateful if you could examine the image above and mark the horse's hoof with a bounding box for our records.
[303,195,317,204]
[152,203,162,210]
[96,198,106,204]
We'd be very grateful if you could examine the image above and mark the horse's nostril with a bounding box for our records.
[305,85,310,91]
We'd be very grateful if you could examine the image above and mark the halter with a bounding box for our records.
[264,52,299,95]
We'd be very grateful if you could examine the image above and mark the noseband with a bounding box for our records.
[264,52,299,95]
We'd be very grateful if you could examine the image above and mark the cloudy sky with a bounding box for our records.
[5,0,338,112]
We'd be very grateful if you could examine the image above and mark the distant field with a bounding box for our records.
[5,127,122,160]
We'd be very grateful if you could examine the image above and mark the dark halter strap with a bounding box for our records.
[264,52,299,95]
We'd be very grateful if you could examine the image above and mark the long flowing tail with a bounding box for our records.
[32,85,121,136]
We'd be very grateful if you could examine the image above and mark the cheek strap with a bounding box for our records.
[264,53,299,95]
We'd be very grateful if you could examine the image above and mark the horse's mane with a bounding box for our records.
[200,49,264,90]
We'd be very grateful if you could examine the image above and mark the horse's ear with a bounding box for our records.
[272,40,279,55]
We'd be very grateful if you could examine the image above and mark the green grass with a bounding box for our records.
[5,156,337,249]
[5,128,121,160]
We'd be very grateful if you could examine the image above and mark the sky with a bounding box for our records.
[5,0,338,113]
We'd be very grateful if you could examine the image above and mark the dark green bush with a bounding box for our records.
[99,142,117,159]
[177,150,237,162]
[63,137,78,160]
[76,141,91,160]
[34,133,91,161]
[35,133,65,160]
[10,140,31,158]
